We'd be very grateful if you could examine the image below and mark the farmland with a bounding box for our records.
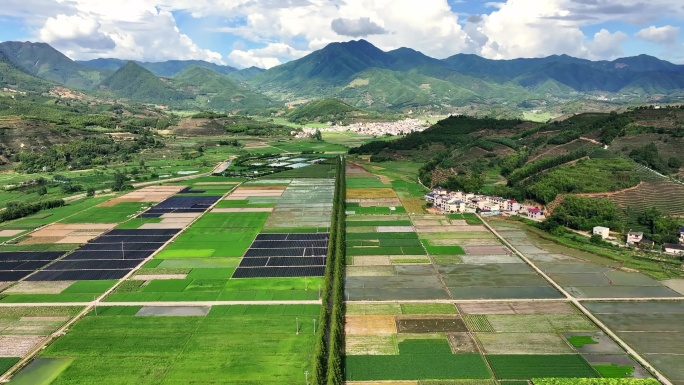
[0,153,683,385]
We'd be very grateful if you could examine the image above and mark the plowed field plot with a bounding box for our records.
[346,335,398,355]
[346,315,397,335]
[458,301,577,315]
[446,333,479,353]
[396,316,467,333]
[476,333,574,354]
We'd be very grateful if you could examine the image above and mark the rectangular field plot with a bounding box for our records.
[486,354,599,380]
[31,305,319,384]
[585,301,684,384]
[156,212,269,259]
[263,179,334,231]
[1,281,116,303]
[345,339,491,381]
[0,306,80,371]
[105,276,323,302]
[0,252,65,282]
[235,233,329,277]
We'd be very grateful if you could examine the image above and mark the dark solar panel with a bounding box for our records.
[78,242,166,252]
[232,266,324,278]
[250,240,328,249]
[61,250,152,261]
[0,271,33,281]
[90,235,172,244]
[265,257,326,267]
[243,248,329,257]
[105,229,180,236]
[48,259,142,270]
[0,252,64,262]
[27,269,129,281]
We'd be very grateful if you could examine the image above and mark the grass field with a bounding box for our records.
[37,305,319,384]
[60,202,147,224]
[155,212,269,259]
[106,277,323,302]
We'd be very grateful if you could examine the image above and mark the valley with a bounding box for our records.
[0,36,683,385]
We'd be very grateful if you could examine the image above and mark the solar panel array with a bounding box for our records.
[0,252,64,281]
[27,229,177,281]
[27,195,221,281]
[233,233,329,278]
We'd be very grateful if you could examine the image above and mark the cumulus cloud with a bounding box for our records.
[635,25,680,45]
[586,29,629,60]
[331,17,388,37]
[39,14,115,51]
[228,42,309,69]
[3,0,684,67]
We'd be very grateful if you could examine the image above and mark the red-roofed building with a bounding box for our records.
[526,207,545,220]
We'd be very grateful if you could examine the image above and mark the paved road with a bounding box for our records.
[481,216,675,385]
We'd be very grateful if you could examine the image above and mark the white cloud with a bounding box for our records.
[586,29,629,60]
[635,25,680,45]
[3,0,684,67]
[228,42,309,69]
[477,0,587,59]
[30,0,224,63]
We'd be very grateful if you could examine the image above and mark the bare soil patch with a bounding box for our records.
[345,315,397,335]
[0,230,23,237]
[396,316,467,333]
[0,335,45,356]
[464,246,510,255]
[346,335,398,355]
[4,281,74,294]
[353,256,392,266]
[447,332,479,353]
[131,274,187,280]
[347,188,397,199]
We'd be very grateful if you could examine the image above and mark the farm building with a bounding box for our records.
[526,208,545,221]
[627,231,644,245]
[680,227,684,244]
[447,199,466,213]
[663,243,684,256]
[593,226,610,239]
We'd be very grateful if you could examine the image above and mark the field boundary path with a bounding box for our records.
[480,214,675,385]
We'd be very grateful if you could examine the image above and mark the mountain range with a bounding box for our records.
[1,39,684,111]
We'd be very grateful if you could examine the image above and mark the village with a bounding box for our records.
[424,187,684,258]
[295,118,428,138]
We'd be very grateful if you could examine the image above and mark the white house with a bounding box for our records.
[627,231,644,245]
[593,226,610,239]
[483,203,501,212]
[526,208,545,220]
[680,227,684,244]
[506,200,521,213]
[663,243,684,256]
[447,199,466,213]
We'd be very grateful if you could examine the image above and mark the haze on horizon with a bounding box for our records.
[0,0,682,69]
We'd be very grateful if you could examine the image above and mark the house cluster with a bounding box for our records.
[294,119,427,138]
[424,188,545,220]
[625,228,684,257]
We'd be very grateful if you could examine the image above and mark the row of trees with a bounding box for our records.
[0,199,64,223]
[312,156,346,385]
[506,149,588,186]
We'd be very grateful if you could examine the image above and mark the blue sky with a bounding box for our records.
[0,0,682,68]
